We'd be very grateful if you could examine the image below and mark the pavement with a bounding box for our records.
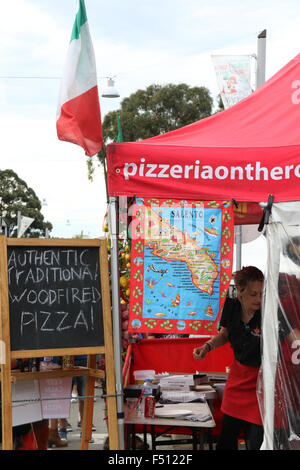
[51,388,109,451]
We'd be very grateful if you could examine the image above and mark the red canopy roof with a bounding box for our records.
[107,54,300,203]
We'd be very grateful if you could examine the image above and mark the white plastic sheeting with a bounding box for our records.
[258,202,300,450]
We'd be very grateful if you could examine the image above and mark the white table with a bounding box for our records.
[124,401,215,450]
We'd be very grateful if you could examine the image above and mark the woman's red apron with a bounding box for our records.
[221,357,262,425]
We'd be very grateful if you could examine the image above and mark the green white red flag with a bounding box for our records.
[56,0,103,156]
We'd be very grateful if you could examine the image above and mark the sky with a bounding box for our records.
[1,0,300,270]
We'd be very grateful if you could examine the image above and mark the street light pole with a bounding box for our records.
[235,29,267,271]
[256,29,267,88]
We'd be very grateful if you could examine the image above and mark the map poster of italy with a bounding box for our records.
[128,198,234,335]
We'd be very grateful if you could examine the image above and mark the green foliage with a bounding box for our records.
[101,83,213,143]
[0,169,53,238]
[216,93,225,112]
[87,82,214,180]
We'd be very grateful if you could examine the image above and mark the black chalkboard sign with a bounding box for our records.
[7,242,105,352]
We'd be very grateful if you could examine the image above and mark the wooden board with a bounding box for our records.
[0,237,119,450]
[0,235,13,449]
[7,239,105,354]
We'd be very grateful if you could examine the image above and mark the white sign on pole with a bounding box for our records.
[211,55,253,109]
[17,215,34,237]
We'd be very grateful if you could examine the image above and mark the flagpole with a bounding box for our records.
[108,196,125,450]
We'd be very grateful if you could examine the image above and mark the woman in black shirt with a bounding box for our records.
[193,266,264,450]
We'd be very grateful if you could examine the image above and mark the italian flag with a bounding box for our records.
[56,0,103,157]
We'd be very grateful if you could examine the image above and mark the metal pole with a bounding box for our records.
[256,29,271,450]
[256,29,267,88]
[235,30,267,272]
[17,211,21,237]
[235,225,242,271]
[108,196,125,450]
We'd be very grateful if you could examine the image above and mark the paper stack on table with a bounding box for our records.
[158,375,207,403]
[161,390,206,403]
[159,374,194,391]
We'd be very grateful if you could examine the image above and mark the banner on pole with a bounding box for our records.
[212,55,253,108]
[17,216,34,237]
[129,199,234,335]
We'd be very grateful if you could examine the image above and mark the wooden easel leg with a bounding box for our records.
[80,355,96,450]
[1,362,13,450]
[0,235,13,450]
[100,238,119,450]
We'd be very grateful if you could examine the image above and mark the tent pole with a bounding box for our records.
[256,29,272,450]
[260,221,279,450]
[235,225,242,270]
[108,196,125,450]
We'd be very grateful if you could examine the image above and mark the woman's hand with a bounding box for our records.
[193,328,229,361]
[193,343,210,360]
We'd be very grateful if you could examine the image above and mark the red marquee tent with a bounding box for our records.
[107,53,300,204]
[106,54,300,451]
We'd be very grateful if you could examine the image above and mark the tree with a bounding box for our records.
[216,93,225,112]
[101,83,213,144]
[88,82,214,180]
[0,169,52,237]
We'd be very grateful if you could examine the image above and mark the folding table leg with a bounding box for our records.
[151,425,156,450]
[198,429,204,450]
[143,425,148,449]
[132,424,136,450]
[192,429,198,450]
[206,429,213,450]
[125,424,131,450]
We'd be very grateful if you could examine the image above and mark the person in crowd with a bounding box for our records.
[72,355,95,443]
[48,419,68,448]
[193,266,265,449]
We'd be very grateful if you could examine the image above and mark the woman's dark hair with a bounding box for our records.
[233,266,264,292]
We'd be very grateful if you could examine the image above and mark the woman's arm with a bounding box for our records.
[193,327,229,360]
